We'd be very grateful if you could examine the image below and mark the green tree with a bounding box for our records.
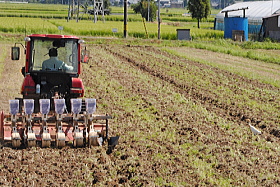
[187,0,211,28]
[131,0,157,22]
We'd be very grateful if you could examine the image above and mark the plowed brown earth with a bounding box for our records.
[0,41,279,186]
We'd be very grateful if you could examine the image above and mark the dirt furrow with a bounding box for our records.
[83,45,241,184]
[100,45,280,138]
[1,41,280,186]
[83,44,280,185]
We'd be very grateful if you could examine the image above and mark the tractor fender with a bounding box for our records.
[21,74,36,94]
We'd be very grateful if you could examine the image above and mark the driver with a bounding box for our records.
[42,48,73,71]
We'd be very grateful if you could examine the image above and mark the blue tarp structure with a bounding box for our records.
[224,17,248,40]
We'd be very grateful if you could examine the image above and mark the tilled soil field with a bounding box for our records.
[0,40,279,186]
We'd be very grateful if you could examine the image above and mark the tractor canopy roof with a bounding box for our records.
[28,34,80,40]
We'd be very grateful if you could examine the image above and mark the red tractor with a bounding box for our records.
[15,34,85,110]
[0,34,119,151]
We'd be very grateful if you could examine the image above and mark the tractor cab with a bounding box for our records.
[24,35,81,75]
[12,34,88,112]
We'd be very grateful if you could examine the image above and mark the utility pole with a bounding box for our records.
[124,0,128,38]
[158,0,160,39]
[148,0,150,22]
[67,0,71,22]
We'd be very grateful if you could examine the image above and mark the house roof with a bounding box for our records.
[263,12,280,19]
